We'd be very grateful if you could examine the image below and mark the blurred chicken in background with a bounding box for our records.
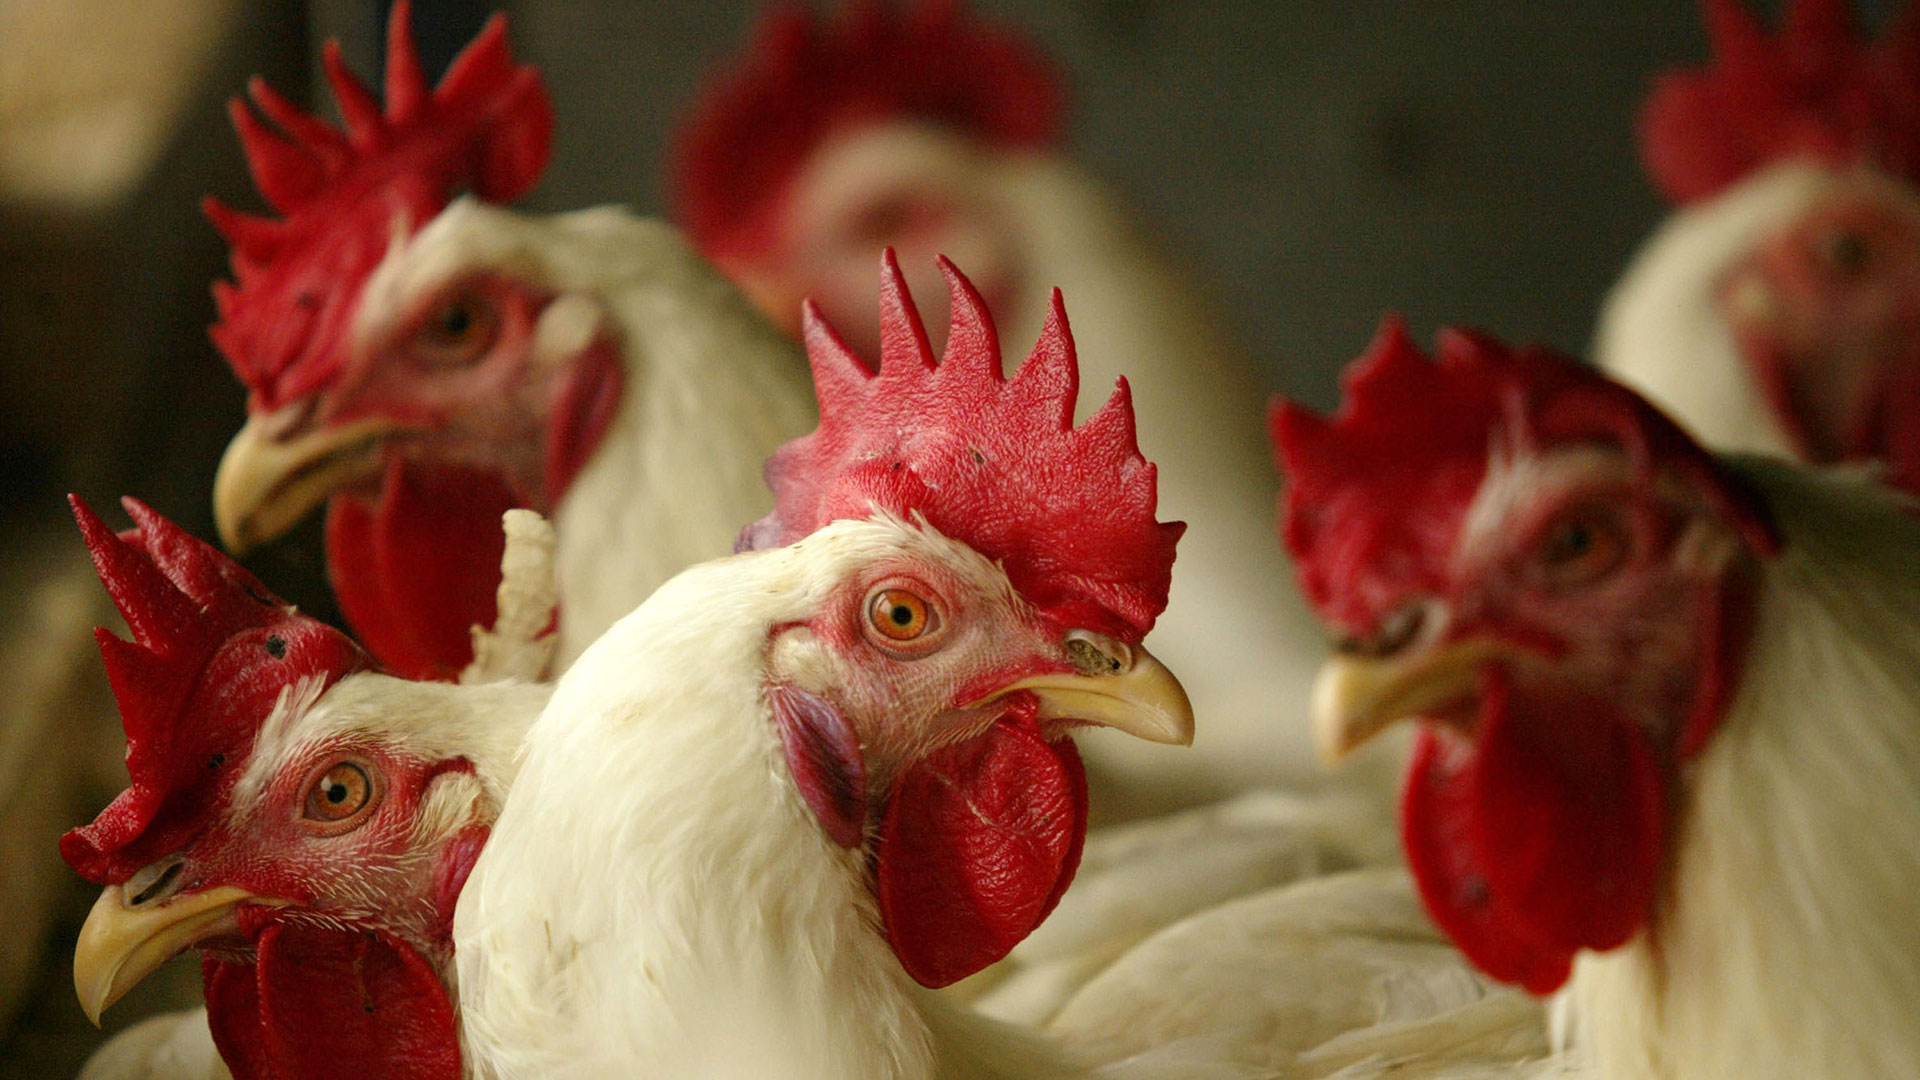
[672,0,1364,819]
[202,4,814,684]
[1278,322,1920,1079]
[1598,0,1920,495]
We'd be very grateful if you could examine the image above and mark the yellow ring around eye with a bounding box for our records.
[869,588,931,642]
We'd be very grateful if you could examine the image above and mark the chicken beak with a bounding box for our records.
[982,633,1195,746]
[1310,638,1509,764]
[214,410,404,552]
[73,884,262,1025]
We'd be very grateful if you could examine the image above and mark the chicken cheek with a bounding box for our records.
[875,713,1088,988]
[1403,666,1665,996]
[327,458,517,681]
[204,923,459,1080]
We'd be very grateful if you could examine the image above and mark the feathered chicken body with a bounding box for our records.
[1276,323,1920,1078]
[62,498,550,1079]
[1598,0,1920,495]
[673,0,1341,811]
[206,3,813,681]
[455,255,1196,1078]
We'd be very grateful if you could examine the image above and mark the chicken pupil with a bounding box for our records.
[889,604,914,626]
[326,782,349,804]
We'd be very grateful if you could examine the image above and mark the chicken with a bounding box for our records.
[63,496,551,1079]
[1273,320,1920,1078]
[1596,0,1920,495]
[204,2,814,682]
[452,253,1201,1078]
[670,0,1343,813]
[453,255,1568,1080]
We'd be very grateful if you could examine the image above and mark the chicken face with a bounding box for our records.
[62,498,507,1080]
[1272,322,1778,995]
[201,6,594,681]
[1627,0,1920,492]
[738,251,1188,988]
[1715,177,1920,487]
[672,0,1063,356]
[767,522,1189,784]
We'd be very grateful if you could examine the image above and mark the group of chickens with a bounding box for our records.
[47,0,1920,1077]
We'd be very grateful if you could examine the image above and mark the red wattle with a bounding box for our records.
[1403,665,1666,996]
[1870,363,1920,500]
[325,459,518,680]
[875,712,1087,988]
[204,923,459,1080]
[543,340,624,503]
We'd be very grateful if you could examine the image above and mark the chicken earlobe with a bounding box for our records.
[770,683,868,850]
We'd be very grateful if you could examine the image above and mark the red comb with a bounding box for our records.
[206,0,552,412]
[670,0,1065,260]
[61,497,368,885]
[743,250,1182,640]
[1271,319,1778,635]
[1641,0,1920,204]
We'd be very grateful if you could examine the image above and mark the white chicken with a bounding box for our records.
[1596,0,1920,496]
[1277,321,1920,1078]
[204,3,814,683]
[63,504,558,1080]
[454,256,1557,1080]
[671,0,1345,813]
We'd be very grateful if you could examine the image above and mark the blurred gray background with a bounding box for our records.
[0,0,1860,1071]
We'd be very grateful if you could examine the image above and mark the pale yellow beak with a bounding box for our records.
[73,884,266,1025]
[1311,639,1510,764]
[213,411,403,552]
[984,634,1195,747]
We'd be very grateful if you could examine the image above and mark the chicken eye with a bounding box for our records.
[1534,504,1628,587]
[1818,228,1869,276]
[866,587,940,646]
[413,291,499,368]
[303,761,375,825]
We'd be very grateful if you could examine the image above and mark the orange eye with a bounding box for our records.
[303,761,375,824]
[413,291,499,368]
[868,587,935,642]
[1535,504,1628,587]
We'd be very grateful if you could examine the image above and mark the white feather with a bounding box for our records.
[357,199,819,677]
[78,1008,228,1080]
[1592,161,1834,457]
[1564,457,1920,1079]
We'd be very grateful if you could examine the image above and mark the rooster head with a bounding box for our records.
[204,4,618,682]
[62,497,509,1080]
[744,252,1188,987]
[1271,320,1779,994]
[672,0,1064,356]
[1642,0,1920,494]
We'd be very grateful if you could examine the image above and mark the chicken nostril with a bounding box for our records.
[1064,630,1129,676]
[125,859,186,908]
[1338,604,1428,658]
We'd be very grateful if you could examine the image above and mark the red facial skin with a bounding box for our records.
[146,736,479,1080]
[770,555,1091,990]
[302,275,622,681]
[1719,184,1920,494]
[1275,325,1776,994]
[720,148,1027,359]
[1380,470,1760,992]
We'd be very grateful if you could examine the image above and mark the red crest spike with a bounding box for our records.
[669,0,1067,260]
[1271,320,1778,638]
[61,497,369,885]
[205,2,552,413]
[743,251,1183,641]
[1642,0,1920,204]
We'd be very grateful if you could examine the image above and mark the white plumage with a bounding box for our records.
[1561,458,1920,1080]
